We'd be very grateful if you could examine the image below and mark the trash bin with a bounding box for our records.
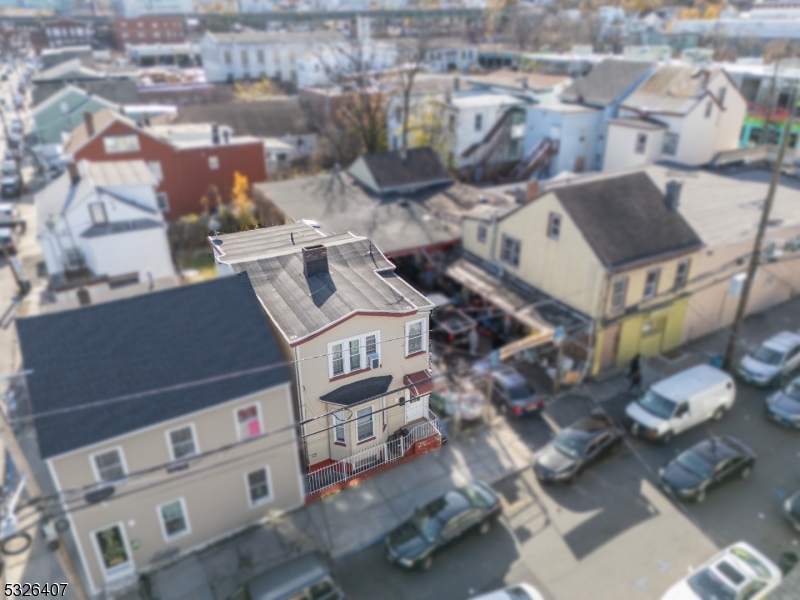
[710,355,724,369]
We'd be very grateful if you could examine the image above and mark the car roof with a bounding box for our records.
[651,364,732,401]
[247,553,331,600]
[570,414,613,433]
[691,437,746,464]
[762,331,800,352]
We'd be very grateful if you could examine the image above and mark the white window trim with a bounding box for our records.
[356,406,375,442]
[164,423,199,462]
[232,402,263,441]
[405,318,427,356]
[208,156,219,170]
[244,466,274,508]
[89,446,128,484]
[156,497,191,542]
[90,521,135,578]
[326,330,381,379]
[332,410,346,445]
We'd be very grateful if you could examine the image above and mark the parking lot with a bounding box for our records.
[335,298,800,600]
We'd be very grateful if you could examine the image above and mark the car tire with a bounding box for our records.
[696,490,706,504]
[712,407,725,421]
[478,519,491,535]
[660,431,673,445]
[740,466,751,480]
[420,556,433,571]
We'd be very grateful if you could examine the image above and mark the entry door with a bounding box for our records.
[599,324,622,371]
[93,523,134,583]
[405,394,429,424]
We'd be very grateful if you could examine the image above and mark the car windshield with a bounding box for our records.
[729,547,771,579]
[459,485,493,508]
[675,449,715,479]
[783,380,800,402]
[507,383,532,401]
[687,568,736,600]
[637,390,677,420]
[753,345,783,366]
[409,511,442,544]
[552,429,590,460]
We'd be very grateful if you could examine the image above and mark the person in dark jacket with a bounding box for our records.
[628,354,642,394]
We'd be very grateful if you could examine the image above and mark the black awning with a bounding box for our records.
[319,375,393,407]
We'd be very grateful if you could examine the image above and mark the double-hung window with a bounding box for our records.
[92,448,126,483]
[611,277,628,312]
[477,224,487,243]
[500,234,521,267]
[406,319,425,356]
[674,259,690,290]
[167,425,197,460]
[235,404,262,439]
[547,212,561,240]
[356,406,374,442]
[333,410,346,444]
[643,268,660,300]
[327,331,380,378]
[158,499,190,541]
[246,467,272,506]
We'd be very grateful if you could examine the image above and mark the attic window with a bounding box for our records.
[635,133,647,155]
[547,212,562,240]
[704,100,713,119]
[717,86,726,108]
[477,224,487,243]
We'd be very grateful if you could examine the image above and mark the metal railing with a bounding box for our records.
[307,413,441,496]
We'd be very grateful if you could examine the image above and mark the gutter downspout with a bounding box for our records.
[294,345,309,470]
[489,207,499,264]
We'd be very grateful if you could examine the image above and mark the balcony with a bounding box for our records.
[305,410,443,502]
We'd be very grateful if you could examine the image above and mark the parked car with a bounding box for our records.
[1,174,20,198]
[0,201,19,223]
[661,542,781,600]
[659,436,755,504]
[386,482,501,570]
[2,159,15,175]
[491,366,546,418]
[533,412,622,483]
[0,227,15,255]
[764,376,800,429]
[230,552,344,600]
[429,386,487,423]
[738,331,800,387]
[472,583,544,600]
[784,490,800,532]
[624,365,735,444]
[430,306,475,347]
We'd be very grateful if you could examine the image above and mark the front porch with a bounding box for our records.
[305,410,443,503]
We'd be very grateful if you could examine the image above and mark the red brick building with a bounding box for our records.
[111,17,185,51]
[64,110,268,220]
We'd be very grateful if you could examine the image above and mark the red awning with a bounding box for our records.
[404,370,434,398]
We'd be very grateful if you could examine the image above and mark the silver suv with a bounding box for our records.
[738,331,800,387]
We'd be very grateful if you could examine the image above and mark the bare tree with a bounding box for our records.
[510,11,539,50]
[395,31,431,150]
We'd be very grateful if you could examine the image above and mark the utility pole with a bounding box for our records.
[723,87,797,371]
[0,378,89,600]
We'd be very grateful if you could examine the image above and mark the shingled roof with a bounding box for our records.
[349,147,452,194]
[16,275,290,458]
[552,171,703,269]
[173,98,314,138]
[561,59,654,106]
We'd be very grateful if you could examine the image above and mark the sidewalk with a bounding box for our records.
[147,416,535,600]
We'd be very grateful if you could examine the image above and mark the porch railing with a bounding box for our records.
[307,411,441,496]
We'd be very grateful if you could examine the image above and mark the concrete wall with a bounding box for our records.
[49,384,303,595]
[682,226,800,343]
[294,312,431,468]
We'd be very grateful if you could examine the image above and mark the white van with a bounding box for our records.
[625,364,735,444]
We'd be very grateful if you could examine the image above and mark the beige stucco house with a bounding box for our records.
[211,223,441,499]
[451,170,703,374]
[16,276,304,596]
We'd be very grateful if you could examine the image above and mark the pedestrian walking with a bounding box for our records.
[628,353,642,395]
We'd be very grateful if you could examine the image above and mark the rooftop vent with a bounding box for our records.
[302,244,328,278]
[665,180,682,212]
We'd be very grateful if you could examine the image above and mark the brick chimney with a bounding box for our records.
[302,245,328,278]
[83,111,94,137]
[67,162,80,185]
[526,179,539,202]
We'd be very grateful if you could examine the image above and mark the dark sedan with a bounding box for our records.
[784,491,800,532]
[765,377,800,428]
[533,412,622,483]
[386,482,501,570]
[491,366,546,418]
[659,436,755,504]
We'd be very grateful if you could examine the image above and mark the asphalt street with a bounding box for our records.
[335,348,800,600]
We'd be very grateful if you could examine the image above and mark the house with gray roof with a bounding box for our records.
[520,58,657,178]
[16,275,303,596]
[210,223,443,500]
[35,159,176,304]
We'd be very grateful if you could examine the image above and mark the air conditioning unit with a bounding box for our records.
[368,352,380,369]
